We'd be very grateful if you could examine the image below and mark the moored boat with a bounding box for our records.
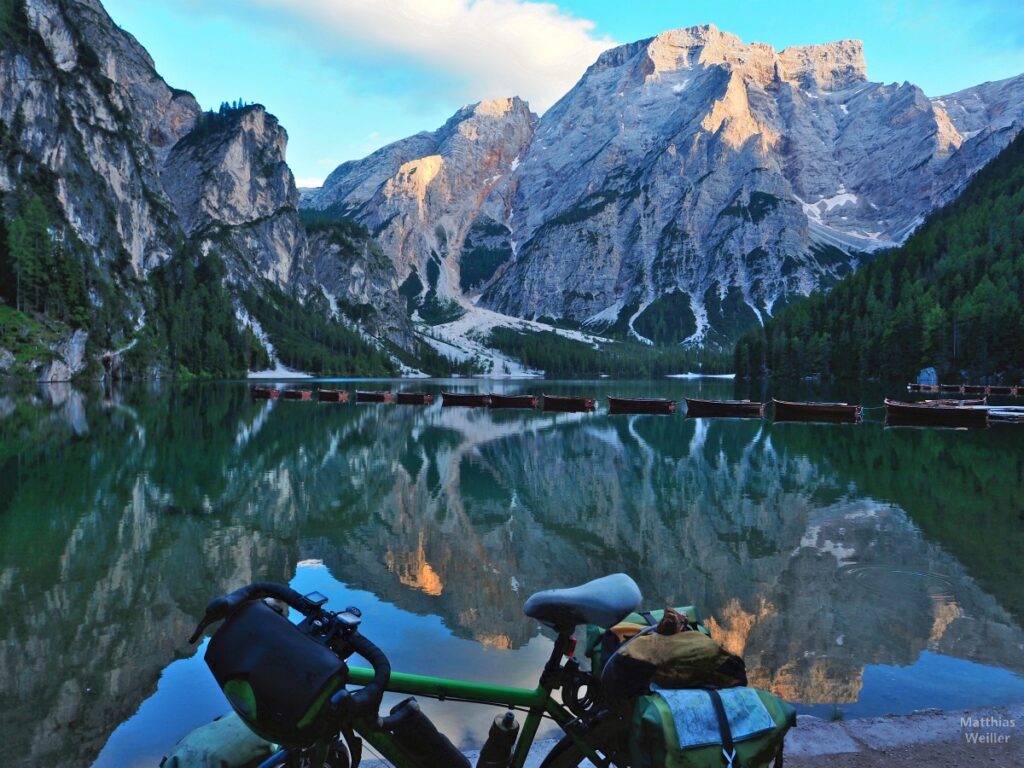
[542,394,596,413]
[396,392,435,405]
[280,388,313,401]
[251,386,280,400]
[772,399,862,423]
[684,398,764,418]
[317,389,350,403]
[356,390,394,404]
[441,392,491,407]
[608,397,677,415]
[885,399,989,428]
[489,394,539,409]
[922,398,986,407]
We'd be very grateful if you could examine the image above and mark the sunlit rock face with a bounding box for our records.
[305,97,537,300]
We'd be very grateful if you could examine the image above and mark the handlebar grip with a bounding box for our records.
[336,631,391,717]
[189,582,313,643]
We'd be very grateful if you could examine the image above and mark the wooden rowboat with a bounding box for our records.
[280,389,313,401]
[542,394,596,413]
[489,394,539,409]
[885,399,989,428]
[251,386,280,400]
[684,398,764,418]
[317,389,349,403]
[441,392,491,407]
[356,390,394,404]
[396,392,435,405]
[772,399,862,423]
[608,397,677,415]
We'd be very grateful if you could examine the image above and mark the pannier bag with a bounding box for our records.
[205,600,349,747]
[601,608,747,699]
[631,687,796,768]
[160,712,276,768]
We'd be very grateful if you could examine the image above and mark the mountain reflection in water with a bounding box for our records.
[0,380,1022,767]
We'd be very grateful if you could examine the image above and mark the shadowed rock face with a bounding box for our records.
[0,0,410,367]
[307,24,1024,345]
[1,385,1022,766]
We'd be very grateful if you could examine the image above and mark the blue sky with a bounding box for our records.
[103,0,1024,186]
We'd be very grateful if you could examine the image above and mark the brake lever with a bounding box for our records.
[188,616,213,644]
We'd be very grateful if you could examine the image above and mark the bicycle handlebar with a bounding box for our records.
[333,630,391,718]
[188,582,319,643]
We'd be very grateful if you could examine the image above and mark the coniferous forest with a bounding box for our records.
[734,131,1024,382]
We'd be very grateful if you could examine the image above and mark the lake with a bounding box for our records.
[1,379,1022,767]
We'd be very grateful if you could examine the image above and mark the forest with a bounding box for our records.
[487,327,731,378]
[734,131,1024,382]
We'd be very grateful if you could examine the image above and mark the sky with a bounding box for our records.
[102,0,1024,187]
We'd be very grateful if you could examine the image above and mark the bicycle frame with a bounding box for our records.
[262,635,614,768]
[348,665,599,767]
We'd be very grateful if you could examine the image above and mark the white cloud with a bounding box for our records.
[230,0,617,113]
[294,177,326,189]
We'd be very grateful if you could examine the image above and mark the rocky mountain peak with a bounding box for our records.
[633,24,867,92]
[777,39,866,91]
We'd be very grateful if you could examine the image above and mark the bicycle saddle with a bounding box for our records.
[523,573,642,631]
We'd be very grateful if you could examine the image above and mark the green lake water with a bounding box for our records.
[1,378,1022,767]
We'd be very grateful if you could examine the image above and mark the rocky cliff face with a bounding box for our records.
[0,0,410,378]
[308,25,1024,346]
[305,97,536,303]
[486,26,1024,345]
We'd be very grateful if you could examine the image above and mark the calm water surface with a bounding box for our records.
[1,379,1022,767]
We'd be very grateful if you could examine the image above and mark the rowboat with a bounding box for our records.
[608,397,677,415]
[684,398,764,418]
[280,389,313,401]
[542,394,596,413]
[251,386,280,400]
[922,398,986,407]
[441,392,491,407]
[396,392,435,405]
[772,399,862,423]
[317,389,350,403]
[489,394,539,409]
[885,399,989,428]
[356,390,394,404]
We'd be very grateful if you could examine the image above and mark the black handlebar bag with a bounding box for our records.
[205,600,348,747]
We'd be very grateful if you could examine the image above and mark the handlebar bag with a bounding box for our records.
[205,600,348,747]
[630,687,796,768]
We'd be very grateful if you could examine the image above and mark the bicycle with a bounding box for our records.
[189,573,643,768]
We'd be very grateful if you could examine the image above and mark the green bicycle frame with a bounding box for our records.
[342,655,610,768]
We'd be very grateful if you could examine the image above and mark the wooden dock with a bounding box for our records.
[908,383,1021,397]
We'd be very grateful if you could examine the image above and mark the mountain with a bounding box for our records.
[734,129,1024,381]
[305,97,536,323]
[0,0,412,380]
[308,25,1024,348]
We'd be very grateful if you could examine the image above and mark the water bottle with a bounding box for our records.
[476,711,519,768]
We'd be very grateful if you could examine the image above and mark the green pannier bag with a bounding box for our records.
[631,687,796,768]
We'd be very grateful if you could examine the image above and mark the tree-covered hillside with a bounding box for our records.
[735,131,1024,381]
